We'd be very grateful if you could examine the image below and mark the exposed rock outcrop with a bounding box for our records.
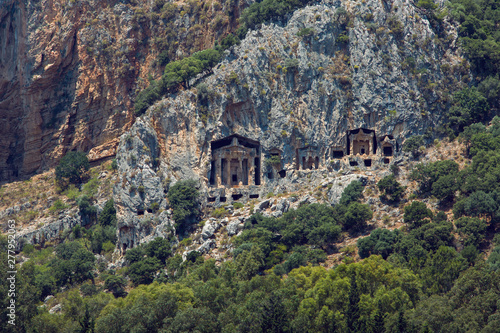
[0,0,247,182]
[111,0,467,250]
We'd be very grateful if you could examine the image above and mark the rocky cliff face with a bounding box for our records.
[1,0,471,253]
[0,0,245,182]
[112,0,468,248]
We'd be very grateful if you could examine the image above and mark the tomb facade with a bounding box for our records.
[380,135,395,157]
[209,134,261,187]
[296,146,320,170]
[347,128,377,155]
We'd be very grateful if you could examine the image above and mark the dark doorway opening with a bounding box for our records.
[232,194,243,201]
[349,161,358,166]
[333,151,344,158]
[364,159,372,167]
[254,158,261,185]
[383,146,393,156]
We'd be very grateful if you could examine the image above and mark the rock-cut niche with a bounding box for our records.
[296,146,320,170]
[346,128,377,155]
[209,134,261,187]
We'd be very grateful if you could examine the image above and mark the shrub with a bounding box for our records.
[99,199,117,227]
[343,202,373,232]
[82,177,99,199]
[104,275,127,298]
[49,199,68,213]
[102,241,115,253]
[241,0,311,31]
[55,151,89,185]
[455,217,488,248]
[149,202,160,213]
[212,207,227,218]
[297,27,314,37]
[403,135,424,157]
[284,58,299,70]
[64,184,81,200]
[358,228,400,259]
[77,195,97,223]
[265,155,282,167]
[378,175,404,202]
[387,16,404,38]
[404,201,433,229]
[339,180,364,206]
[336,34,349,43]
[167,180,200,230]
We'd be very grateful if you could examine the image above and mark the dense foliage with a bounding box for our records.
[377,174,404,203]
[4,1,500,331]
[167,179,201,231]
[55,151,89,185]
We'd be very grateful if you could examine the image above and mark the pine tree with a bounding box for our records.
[346,273,360,333]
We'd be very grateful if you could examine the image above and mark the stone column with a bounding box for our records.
[216,157,221,186]
[225,156,231,186]
[249,158,255,185]
[238,158,243,185]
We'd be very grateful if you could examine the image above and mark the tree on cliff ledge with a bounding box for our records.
[167,180,200,232]
[55,151,89,186]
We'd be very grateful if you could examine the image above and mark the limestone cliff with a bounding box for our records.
[112,0,468,248]
[0,0,245,182]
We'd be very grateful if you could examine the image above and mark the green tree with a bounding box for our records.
[431,174,458,203]
[403,135,424,158]
[167,180,200,231]
[404,201,433,229]
[346,273,360,332]
[410,160,459,195]
[461,122,486,154]
[55,151,89,185]
[235,245,265,280]
[340,180,364,206]
[455,216,488,247]
[105,275,127,298]
[77,195,97,225]
[377,174,404,203]
[145,237,171,264]
[99,199,117,226]
[128,257,161,286]
[125,246,145,264]
[422,246,467,294]
[448,87,489,131]
[261,292,289,333]
[163,306,218,333]
[357,228,400,259]
[487,246,500,271]
[344,202,373,232]
[453,191,497,219]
